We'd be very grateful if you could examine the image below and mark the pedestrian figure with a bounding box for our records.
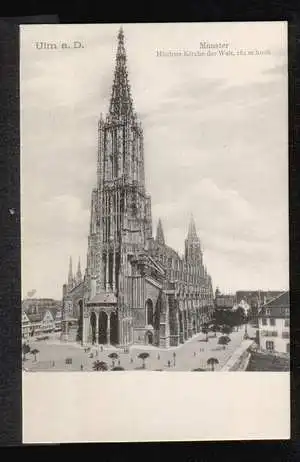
[130,357,133,363]
[53,361,55,367]
[80,364,83,371]
[101,345,103,352]
[157,353,160,360]
[168,360,171,368]
[118,359,121,366]
[194,351,196,356]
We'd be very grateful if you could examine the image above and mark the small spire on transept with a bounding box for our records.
[156,218,165,245]
[76,257,82,284]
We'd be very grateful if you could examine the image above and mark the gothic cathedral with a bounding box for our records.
[61,28,214,348]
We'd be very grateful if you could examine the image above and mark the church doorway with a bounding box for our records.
[145,299,154,326]
[90,312,97,344]
[110,311,118,345]
[98,311,108,344]
[145,330,153,345]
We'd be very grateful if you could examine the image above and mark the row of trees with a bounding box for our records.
[201,322,232,350]
[92,351,150,371]
[213,307,247,329]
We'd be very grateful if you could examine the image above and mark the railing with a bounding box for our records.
[221,340,254,371]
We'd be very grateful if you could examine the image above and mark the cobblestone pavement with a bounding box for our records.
[23,324,256,372]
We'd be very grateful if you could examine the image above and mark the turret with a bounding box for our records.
[156,218,165,245]
[76,257,82,285]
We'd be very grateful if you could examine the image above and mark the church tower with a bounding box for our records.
[184,215,203,266]
[83,27,153,346]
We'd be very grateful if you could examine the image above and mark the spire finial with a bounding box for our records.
[118,26,124,41]
[156,218,165,245]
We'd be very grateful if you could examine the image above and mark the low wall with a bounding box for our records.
[221,340,255,371]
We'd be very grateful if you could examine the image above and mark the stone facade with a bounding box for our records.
[61,27,214,348]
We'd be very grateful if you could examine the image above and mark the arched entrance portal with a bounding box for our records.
[98,311,108,344]
[145,330,153,345]
[90,312,97,344]
[146,299,154,325]
[110,311,118,345]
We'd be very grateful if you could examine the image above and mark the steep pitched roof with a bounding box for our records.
[258,291,289,318]
[27,313,43,323]
[26,307,60,323]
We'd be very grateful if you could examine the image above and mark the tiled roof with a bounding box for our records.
[236,290,284,304]
[258,291,289,318]
[27,313,43,323]
[26,307,61,323]
[246,351,289,371]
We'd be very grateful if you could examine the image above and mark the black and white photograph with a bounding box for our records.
[20,21,290,443]
[21,22,289,374]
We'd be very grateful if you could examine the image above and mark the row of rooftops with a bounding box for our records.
[22,298,62,323]
[215,290,289,318]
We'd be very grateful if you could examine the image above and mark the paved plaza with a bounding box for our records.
[23,324,256,372]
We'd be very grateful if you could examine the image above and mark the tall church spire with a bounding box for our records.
[109,27,134,118]
[156,218,165,245]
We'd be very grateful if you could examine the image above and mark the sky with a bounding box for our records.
[20,22,289,300]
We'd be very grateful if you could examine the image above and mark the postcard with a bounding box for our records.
[20,22,289,443]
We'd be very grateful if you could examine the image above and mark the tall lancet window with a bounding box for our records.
[106,132,112,180]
